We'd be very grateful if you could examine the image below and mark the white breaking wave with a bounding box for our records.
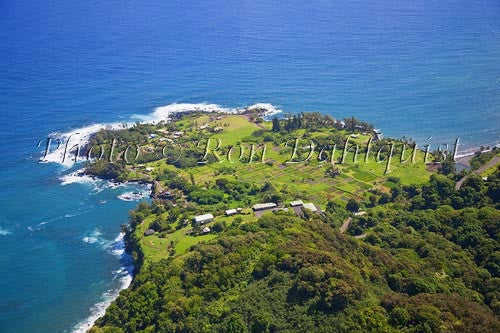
[82,236,97,244]
[0,227,12,236]
[132,102,234,123]
[59,169,97,186]
[59,168,109,193]
[82,229,102,245]
[247,103,283,117]
[41,102,282,167]
[59,167,152,198]
[73,232,134,333]
[40,123,130,167]
[117,191,146,202]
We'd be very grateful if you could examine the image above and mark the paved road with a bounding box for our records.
[455,156,500,190]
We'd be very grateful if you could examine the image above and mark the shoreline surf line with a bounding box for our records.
[39,102,282,167]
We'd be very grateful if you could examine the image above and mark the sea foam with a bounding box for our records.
[42,102,281,168]
[73,232,133,333]
[0,227,12,236]
[41,123,129,167]
[59,168,110,193]
[59,169,97,186]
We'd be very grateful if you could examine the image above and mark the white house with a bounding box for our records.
[252,203,277,211]
[225,209,238,216]
[202,227,211,234]
[290,200,304,207]
[193,213,214,225]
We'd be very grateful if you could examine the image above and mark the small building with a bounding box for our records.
[193,213,214,225]
[225,209,238,216]
[290,200,304,207]
[236,208,243,213]
[202,227,211,234]
[172,131,184,138]
[303,202,318,213]
[252,203,277,211]
[199,124,209,130]
[145,167,154,172]
[354,211,367,216]
[149,133,157,139]
[213,126,223,132]
[144,229,155,236]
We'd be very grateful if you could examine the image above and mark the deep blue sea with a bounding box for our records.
[1,0,499,332]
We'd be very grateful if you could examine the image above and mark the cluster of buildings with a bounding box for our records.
[251,200,321,218]
[225,208,243,216]
[145,199,322,237]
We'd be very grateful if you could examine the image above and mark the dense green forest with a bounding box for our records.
[90,168,499,333]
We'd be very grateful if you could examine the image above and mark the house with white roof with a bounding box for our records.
[225,209,238,216]
[290,200,304,207]
[193,213,214,225]
[252,203,277,211]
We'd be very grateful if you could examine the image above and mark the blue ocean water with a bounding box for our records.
[0,0,499,332]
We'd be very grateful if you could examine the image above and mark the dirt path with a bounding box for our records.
[339,217,352,234]
[455,156,500,190]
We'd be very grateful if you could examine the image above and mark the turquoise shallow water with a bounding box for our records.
[1,0,499,332]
